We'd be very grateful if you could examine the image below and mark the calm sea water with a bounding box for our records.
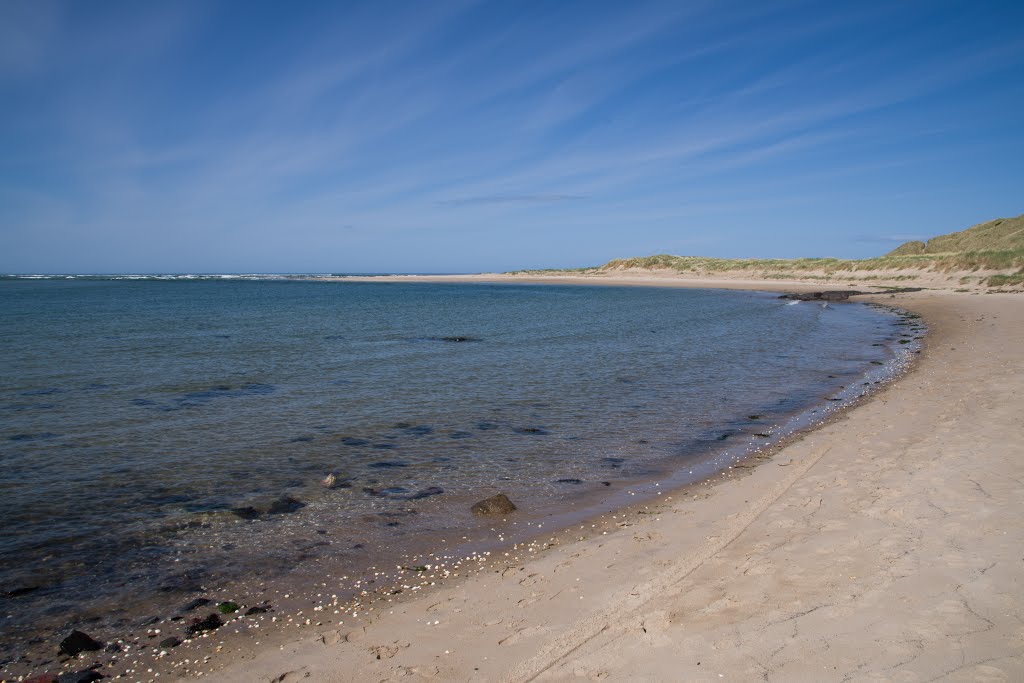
[0,279,914,665]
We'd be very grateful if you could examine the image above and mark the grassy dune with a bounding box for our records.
[513,214,1024,288]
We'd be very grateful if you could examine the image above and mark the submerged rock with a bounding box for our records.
[556,478,583,484]
[3,584,41,598]
[267,496,305,514]
[471,493,517,516]
[181,597,211,612]
[230,506,261,520]
[404,486,443,500]
[59,630,102,657]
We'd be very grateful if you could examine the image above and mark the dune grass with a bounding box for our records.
[506,214,1024,288]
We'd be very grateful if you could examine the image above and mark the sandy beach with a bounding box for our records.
[149,275,1020,683]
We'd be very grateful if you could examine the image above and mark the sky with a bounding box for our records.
[1,0,1023,274]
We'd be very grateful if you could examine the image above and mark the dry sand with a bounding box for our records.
[179,278,1024,682]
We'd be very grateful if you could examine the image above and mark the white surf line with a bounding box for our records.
[504,444,834,683]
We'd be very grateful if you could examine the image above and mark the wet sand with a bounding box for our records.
[163,278,1024,683]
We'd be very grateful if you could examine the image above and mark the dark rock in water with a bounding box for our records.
[747,415,763,420]
[600,457,625,469]
[59,630,103,656]
[290,435,314,442]
[245,605,270,615]
[186,613,222,636]
[230,506,261,520]
[827,398,842,402]
[404,486,443,500]
[601,481,612,486]
[267,496,305,514]
[471,493,517,516]
[870,360,884,365]
[432,336,482,343]
[159,637,181,648]
[217,601,240,614]
[476,422,498,431]
[513,427,549,435]
[779,290,864,302]
[181,598,211,612]
[556,478,583,484]
[754,433,771,438]
[367,460,408,469]
[8,432,59,442]
[402,425,433,436]
[57,671,104,683]
[21,387,62,396]
[341,437,370,446]
[3,584,41,598]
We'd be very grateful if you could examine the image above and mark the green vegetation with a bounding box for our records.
[217,601,240,614]
[587,213,1024,287]
[506,266,596,275]
[987,270,1024,288]
[886,214,1024,255]
[599,249,1024,275]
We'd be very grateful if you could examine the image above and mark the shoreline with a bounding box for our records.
[180,280,1023,682]
[16,278,1022,682]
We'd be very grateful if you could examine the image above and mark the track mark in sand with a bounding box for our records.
[502,446,834,683]
[500,625,552,646]
[269,668,309,683]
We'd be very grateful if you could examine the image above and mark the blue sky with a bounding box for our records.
[1,0,1022,273]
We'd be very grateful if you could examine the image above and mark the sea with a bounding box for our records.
[0,277,922,673]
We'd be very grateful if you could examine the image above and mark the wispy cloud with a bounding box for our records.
[1,0,1022,272]
[438,194,586,207]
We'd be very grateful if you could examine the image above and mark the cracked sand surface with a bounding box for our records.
[188,290,1023,683]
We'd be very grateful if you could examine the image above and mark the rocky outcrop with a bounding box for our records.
[471,494,517,516]
[779,290,864,302]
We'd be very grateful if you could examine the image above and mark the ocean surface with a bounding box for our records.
[0,279,920,668]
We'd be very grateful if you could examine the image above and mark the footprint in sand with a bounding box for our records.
[519,573,544,586]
